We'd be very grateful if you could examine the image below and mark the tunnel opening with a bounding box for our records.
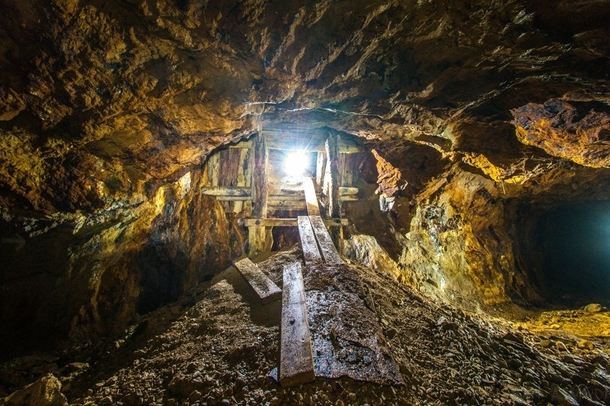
[518,199,610,308]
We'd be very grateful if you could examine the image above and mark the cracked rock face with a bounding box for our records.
[1,0,610,352]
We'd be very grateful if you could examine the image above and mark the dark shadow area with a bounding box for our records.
[536,200,610,306]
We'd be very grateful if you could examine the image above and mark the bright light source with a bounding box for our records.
[283,150,309,176]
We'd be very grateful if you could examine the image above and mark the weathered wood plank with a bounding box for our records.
[208,153,220,187]
[250,134,271,255]
[316,151,326,186]
[202,187,251,197]
[239,218,349,227]
[248,225,273,256]
[252,134,269,218]
[325,131,340,218]
[262,127,362,153]
[280,262,315,387]
[339,187,358,196]
[302,177,320,216]
[309,215,344,266]
[298,216,323,265]
[234,258,281,304]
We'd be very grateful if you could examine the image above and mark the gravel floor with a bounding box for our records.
[1,248,609,405]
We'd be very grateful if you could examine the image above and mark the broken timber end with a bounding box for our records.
[234,258,281,304]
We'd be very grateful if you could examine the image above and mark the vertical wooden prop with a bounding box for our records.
[325,131,340,218]
[250,134,272,255]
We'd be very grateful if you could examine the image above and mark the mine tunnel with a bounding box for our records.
[1,0,610,405]
[514,200,610,306]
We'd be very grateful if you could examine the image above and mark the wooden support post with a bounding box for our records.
[298,216,323,265]
[325,131,340,218]
[316,151,326,187]
[253,134,269,217]
[249,134,272,255]
[302,177,320,216]
[280,262,315,387]
[308,216,344,266]
[234,258,281,304]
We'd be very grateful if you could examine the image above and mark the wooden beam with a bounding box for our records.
[316,151,326,186]
[309,215,344,266]
[207,153,220,187]
[339,187,358,196]
[250,134,271,255]
[280,262,315,387]
[216,196,253,202]
[297,216,323,265]
[248,226,273,256]
[253,134,269,218]
[234,258,281,304]
[239,218,348,227]
[325,132,340,218]
[202,187,251,197]
[262,127,362,153]
[302,177,320,216]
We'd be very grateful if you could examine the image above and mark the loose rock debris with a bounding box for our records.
[1,247,610,405]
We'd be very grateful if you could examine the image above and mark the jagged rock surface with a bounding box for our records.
[0,0,609,351]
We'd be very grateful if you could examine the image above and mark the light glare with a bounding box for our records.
[284,150,308,176]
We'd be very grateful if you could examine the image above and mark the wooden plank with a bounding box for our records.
[202,186,251,197]
[263,127,362,153]
[280,262,315,387]
[339,187,358,196]
[208,153,220,187]
[239,218,348,227]
[316,151,325,186]
[252,134,269,218]
[250,134,270,255]
[325,131,340,218]
[302,177,320,216]
[309,215,344,266]
[298,216,323,265]
[228,140,253,149]
[248,225,273,256]
[234,258,281,304]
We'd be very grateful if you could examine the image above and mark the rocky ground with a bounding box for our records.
[1,247,610,406]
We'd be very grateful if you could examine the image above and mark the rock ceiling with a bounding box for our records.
[1,0,609,215]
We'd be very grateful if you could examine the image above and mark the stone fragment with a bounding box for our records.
[577,339,595,350]
[551,387,579,406]
[2,373,68,406]
[584,303,603,313]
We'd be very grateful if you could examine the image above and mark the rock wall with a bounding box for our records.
[0,170,244,355]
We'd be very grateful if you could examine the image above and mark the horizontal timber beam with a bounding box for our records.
[239,218,348,227]
[202,186,251,197]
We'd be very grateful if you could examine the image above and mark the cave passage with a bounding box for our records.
[538,200,610,305]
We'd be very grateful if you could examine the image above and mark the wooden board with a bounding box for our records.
[339,187,358,196]
[280,262,315,387]
[302,177,320,216]
[325,133,340,218]
[298,216,323,265]
[262,126,362,153]
[308,215,344,266]
[234,258,282,304]
[239,218,348,227]
[202,187,251,197]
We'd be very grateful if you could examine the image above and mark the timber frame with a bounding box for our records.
[201,124,364,255]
